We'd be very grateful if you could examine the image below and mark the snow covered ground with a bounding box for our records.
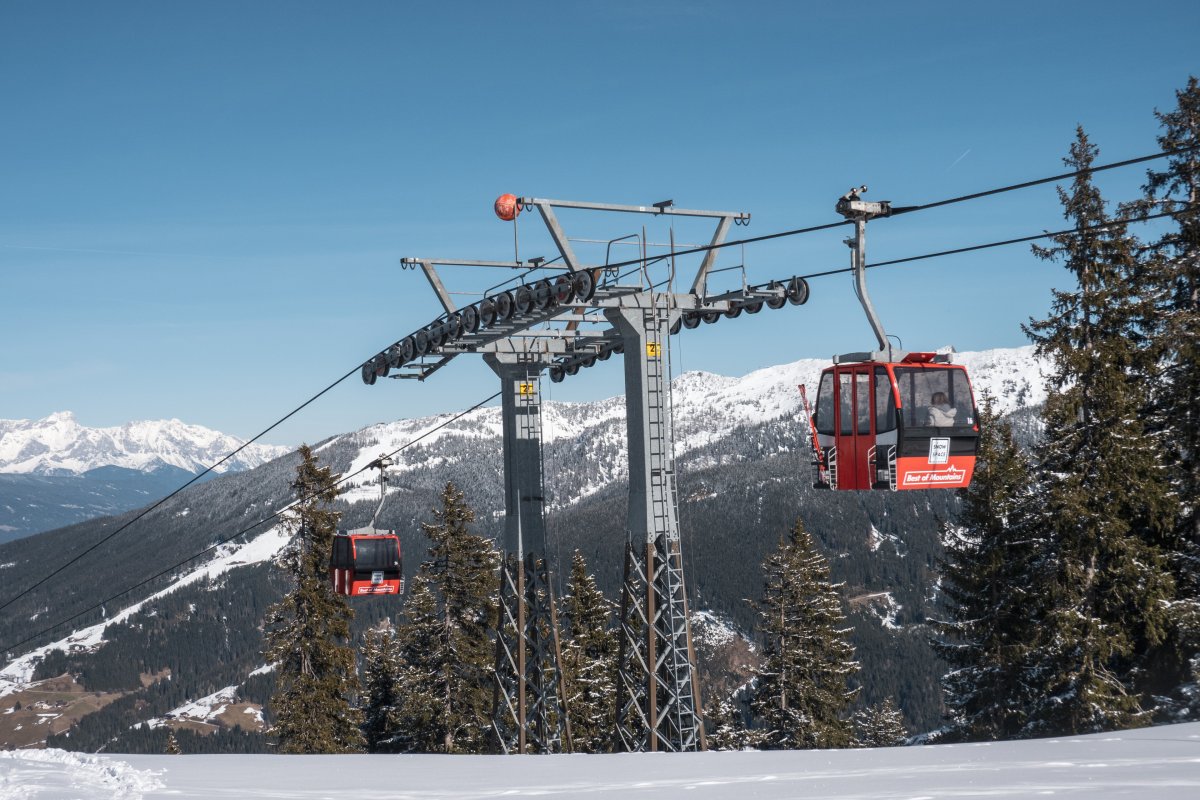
[3,722,1198,799]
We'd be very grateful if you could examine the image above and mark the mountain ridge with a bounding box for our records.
[0,412,291,476]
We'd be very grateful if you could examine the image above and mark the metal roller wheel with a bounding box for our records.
[461,304,480,334]
[701,310,721,324]
[565,361,580,376]
[553,275,575,304]
[386,344,405,369]
[495,291,515,321]
[581,354,597,368]
[766,280,787,309]
[429,324,447,348]
[573,269,596,302]
[723,305,742,319]
[479,298,497,328]
[362,363,377,385]
[373,355,390,379]
[399,336,415,363]
[446,313,463,340]
[549,365,565,383]
[515,285,534,315]
[414,329,430,356]
[533,279,553,310]
[744,299,764,314]
[786,276,809,305]
[597,346,613,361]
[682,311,701,329]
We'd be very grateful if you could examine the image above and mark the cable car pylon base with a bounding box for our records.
[615,538,705,752]
[492,551,572,754]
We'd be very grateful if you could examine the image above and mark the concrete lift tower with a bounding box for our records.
[359,196,809,753]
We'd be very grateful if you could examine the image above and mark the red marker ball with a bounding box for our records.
[494,193,520,221]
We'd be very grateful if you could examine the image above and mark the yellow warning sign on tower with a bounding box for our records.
[645,342,661,359]
[518,382,535,396]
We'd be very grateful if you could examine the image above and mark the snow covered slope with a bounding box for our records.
[2,721,1197,800]
[0,412,290,475]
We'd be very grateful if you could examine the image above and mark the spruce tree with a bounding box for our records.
[933,397,1037,741]
[361,621,404,753]
[392,483,499,753]
[165,728,182,755]
[1019,129,1176,737]
[705,691,752,751]
[853,697,908,748]
[390,575,446,752]
[560,551,617,753]
[261,445,363,753]
[1137,76,1200,714]
[749,518,859,749]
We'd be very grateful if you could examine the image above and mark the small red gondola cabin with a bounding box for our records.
[804,187,981,491]
[809,352,978,491]
[329,529,403,596]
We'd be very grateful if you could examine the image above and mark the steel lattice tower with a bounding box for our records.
[611,298,705,752]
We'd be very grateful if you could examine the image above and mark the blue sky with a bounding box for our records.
[2,1,1196,446]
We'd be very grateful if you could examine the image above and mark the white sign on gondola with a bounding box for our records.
[928,437,950,465]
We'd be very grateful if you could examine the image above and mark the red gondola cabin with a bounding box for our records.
[329,530,404,596]
[809,352,979,491]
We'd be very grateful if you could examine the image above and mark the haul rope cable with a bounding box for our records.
[1,145,1191,618]
[583,145,1199,277]
[1,392,501,655]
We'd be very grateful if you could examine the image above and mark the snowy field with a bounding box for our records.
[2,722,1199,800]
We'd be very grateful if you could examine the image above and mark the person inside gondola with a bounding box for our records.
[926,391,957,426]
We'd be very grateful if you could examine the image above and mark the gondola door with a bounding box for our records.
[834,367,875,490]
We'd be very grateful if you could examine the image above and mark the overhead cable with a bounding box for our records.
[798,208,1182,281]
[592,145,1198,276]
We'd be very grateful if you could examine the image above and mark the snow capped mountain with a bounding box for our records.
[0,412,291,476]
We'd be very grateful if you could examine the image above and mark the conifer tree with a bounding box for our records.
[393,483,499,753]
[165,728,182,755]
[853,697,908,748]
[705,691,753,751]
[1137,76,1200,714]
[749,518,859,749]
[1019,129,1176,737]
[933,397,1037,741]
[361,621,404,753]
[390,575,446,753]
[262,445,363,753]
[560,551,617,753]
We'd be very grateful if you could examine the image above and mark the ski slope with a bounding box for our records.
[3,722,1198,799]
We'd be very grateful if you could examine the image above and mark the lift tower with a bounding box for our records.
[358,195,809,753]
